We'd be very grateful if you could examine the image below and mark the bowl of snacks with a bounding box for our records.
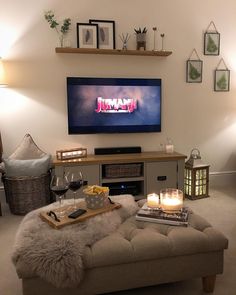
[83,185,109,209]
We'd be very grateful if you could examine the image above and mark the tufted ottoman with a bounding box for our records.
[19,208,228,295]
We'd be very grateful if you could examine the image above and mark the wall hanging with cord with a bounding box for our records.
[186,48,203,83]
[204,21,220,56]
[214,58,230,92]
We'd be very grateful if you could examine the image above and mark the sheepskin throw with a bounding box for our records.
[12,195,138,288]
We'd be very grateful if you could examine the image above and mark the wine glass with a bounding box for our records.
[67,171,83,210]
[50,174,69,218]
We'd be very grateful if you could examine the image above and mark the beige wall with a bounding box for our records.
[1,0,236,175]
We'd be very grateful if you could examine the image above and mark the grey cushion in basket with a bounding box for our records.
[9,134,46,160]
[3,154,51,177]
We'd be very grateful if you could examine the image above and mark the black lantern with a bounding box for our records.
[184,149,210,200]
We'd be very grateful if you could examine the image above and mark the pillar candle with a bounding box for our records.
[147,193,159,208]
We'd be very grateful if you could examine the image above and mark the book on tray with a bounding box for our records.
[135,203,189,226]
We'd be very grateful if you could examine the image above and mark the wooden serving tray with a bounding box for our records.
[39,201,121,229]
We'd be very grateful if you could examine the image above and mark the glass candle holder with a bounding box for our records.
[147,193,159,209]
[160,188,183,213]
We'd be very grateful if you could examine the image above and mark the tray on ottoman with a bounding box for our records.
[40,201,121,229]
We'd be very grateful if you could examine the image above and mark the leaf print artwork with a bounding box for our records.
[217,73,227,90]
[100,28,106,42]
[207,35,217,53]
[85,30,90,43]
[189,63,200,80]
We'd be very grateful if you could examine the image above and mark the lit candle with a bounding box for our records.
[147,193,159,208]
[160,189,183,212]
[165,144,174,154]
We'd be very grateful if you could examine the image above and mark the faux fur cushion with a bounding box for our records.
[9,134,46,160]
[12,195,138,288]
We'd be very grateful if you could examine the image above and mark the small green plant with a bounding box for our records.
[44,10,71,46]
[134,27,147,34]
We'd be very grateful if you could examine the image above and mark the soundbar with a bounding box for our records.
[94,146,142,155]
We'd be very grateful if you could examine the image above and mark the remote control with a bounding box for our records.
[68,208,87,219]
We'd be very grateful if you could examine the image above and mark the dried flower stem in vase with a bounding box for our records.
[160,33,165,51]
[152,27,158,51]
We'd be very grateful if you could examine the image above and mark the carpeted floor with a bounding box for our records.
[0,187,235,295]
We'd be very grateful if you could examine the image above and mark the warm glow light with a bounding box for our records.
[0,58,7,86]
[147,193,159,208]
[160,189,183,212]
[0,27,18,58]
[0,89,29,116]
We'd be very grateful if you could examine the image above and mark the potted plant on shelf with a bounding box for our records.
[44,10,71,47]
[134,27,147,50]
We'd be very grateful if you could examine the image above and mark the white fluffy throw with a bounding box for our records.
[12,195,138,288]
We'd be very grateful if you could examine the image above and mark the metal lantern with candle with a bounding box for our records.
[184,149,210,200]
[160,188,184,213]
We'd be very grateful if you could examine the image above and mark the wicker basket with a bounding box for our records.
[2,172,51,215]
[104,163,142,178]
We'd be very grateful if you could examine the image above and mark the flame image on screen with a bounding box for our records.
[95,97,137,113]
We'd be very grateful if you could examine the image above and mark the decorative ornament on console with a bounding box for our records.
[184,148,210,200]
[56,148,87,160]
[165,138,174,154]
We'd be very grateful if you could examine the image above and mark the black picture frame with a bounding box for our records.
[204,32,220,55]
[214,69,230,92]
[89,19,115,49]
[186,60,203,83]
[76,23,98,49]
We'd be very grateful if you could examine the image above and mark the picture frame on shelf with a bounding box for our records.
[204,32,220,56]
[89,19,115,49]
[214,69,230,92]
[76,23,98,49]
[186,60,203,83]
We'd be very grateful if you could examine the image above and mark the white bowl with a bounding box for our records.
[84,190,109,209]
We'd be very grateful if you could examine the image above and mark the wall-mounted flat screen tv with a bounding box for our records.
[67,77,161,134]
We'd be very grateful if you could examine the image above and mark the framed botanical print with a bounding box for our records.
[214,69,230,92]
[204,32,220,55]
[186,59,203,83]
[203,22,220,55]
[89,19,115,49]
[76,23,98,49]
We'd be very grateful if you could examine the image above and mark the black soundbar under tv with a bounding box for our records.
[94,146,142,155]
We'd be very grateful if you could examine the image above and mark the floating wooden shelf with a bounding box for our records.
[55,47,172,57]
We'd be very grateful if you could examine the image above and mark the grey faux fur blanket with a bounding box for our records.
[12,195,138,288]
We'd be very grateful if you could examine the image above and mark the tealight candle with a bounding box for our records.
[147,193,159,208]
[160,188,183,212]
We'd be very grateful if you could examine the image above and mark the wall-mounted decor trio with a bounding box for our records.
[186,21,230,92]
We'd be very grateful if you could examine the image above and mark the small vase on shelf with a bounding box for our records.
[44,10,71,48]
[58,35,71,48]
[134,27,147,51]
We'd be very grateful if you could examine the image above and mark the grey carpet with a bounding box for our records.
[0,187,235,295]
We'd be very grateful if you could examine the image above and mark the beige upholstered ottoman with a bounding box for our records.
[15,205,228,295]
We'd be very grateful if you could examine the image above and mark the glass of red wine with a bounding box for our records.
[50,174,69,218]
[67,171,83,209]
